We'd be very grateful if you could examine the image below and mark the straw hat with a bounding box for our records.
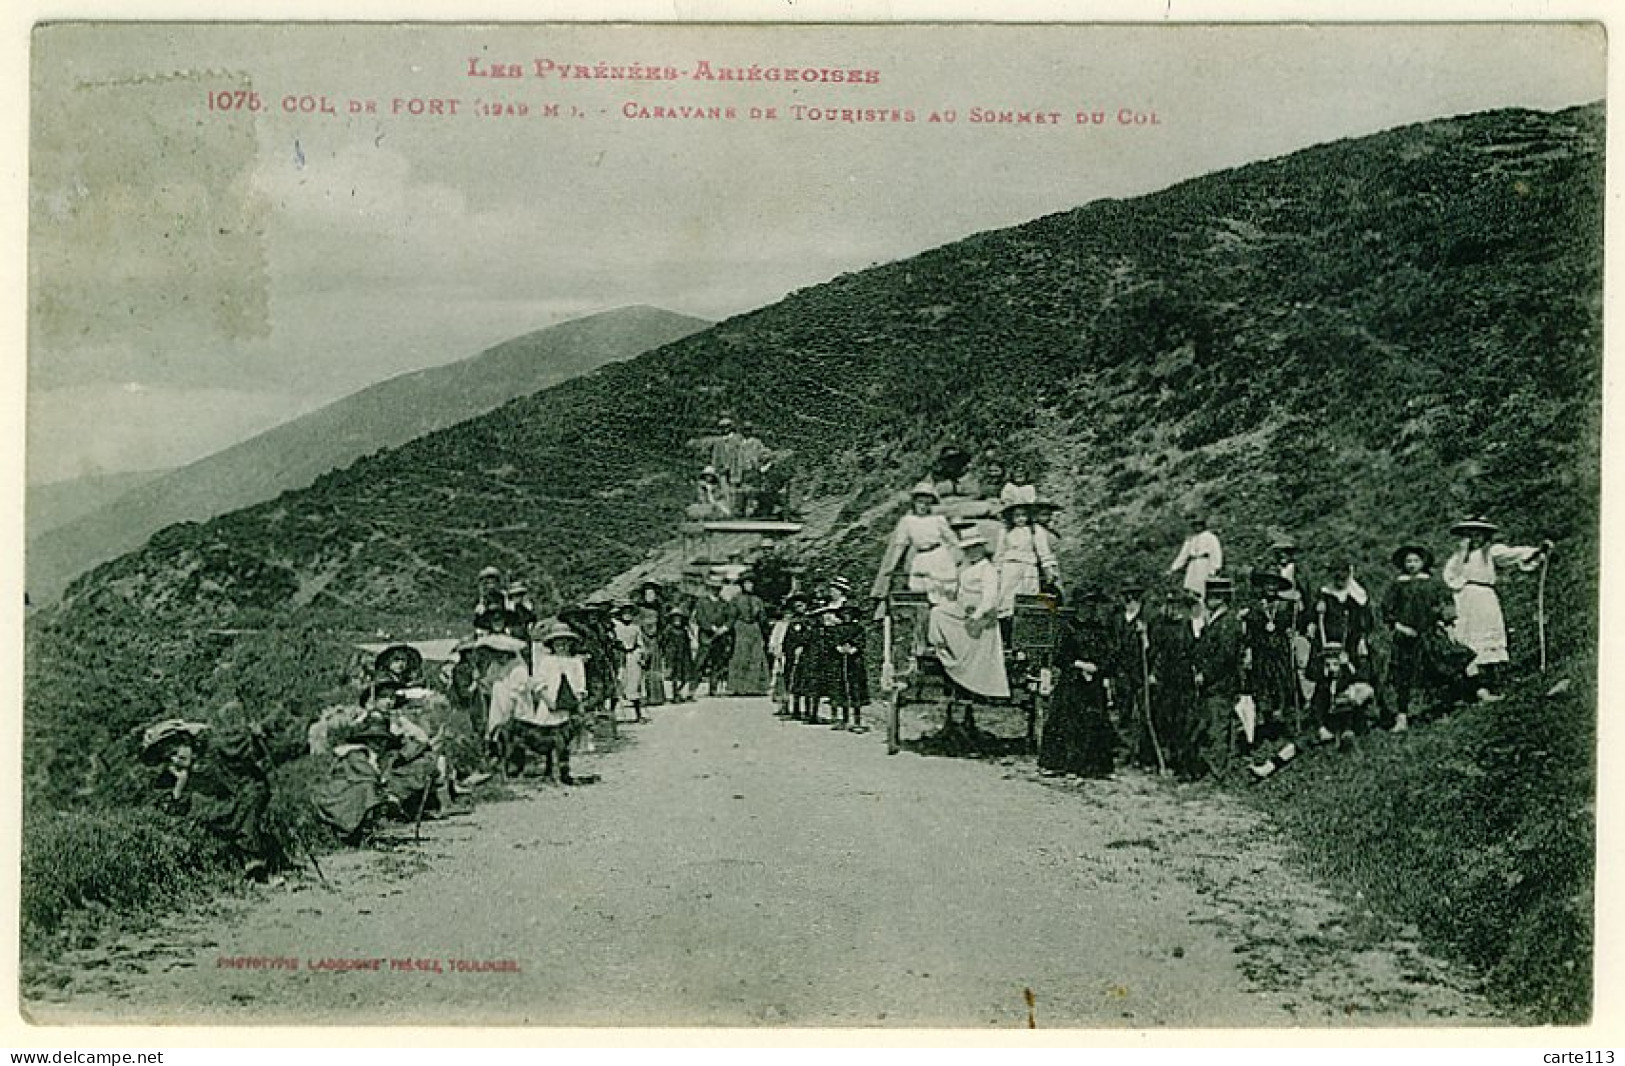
[909,481,940,500]
[475,633,529,656]
[1450,515,1499,537]
[539,621,582,649]
[373,643,423,676]
[958,531,991,551]
[1390,544,1435,571]
[139,719,209,764]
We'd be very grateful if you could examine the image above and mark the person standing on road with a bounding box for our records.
[1441,516,1552,703]
[1146,589,1203,779]
[661,602,696,703]
[728,575,772,696]
[613,603,648,723]
[1241,569,1301,749]
[1037,590,1118,779]
[1104,583,1149,761]
[693,581,735,698]
[1195,577,1246,774]
[829,602,870,732]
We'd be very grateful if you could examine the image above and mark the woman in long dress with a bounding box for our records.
[927,532,1010,699]
[875,482,963,604]
[727,576,771,696]
[635,582,668,708]
[612,604,648,722]
[1441,516,1551,701]
[1038,592,1118,778]
[994,500,1062,642]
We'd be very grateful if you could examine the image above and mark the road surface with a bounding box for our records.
[28,697,1494,1027]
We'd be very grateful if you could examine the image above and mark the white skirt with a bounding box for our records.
[1452,584,1509,666]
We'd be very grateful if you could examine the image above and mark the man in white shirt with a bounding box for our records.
[1169,515,1224,600]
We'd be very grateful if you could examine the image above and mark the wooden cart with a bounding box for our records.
[880,590,1075,756]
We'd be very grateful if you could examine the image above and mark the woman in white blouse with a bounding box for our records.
[1441,516,1551,702]
[927,532,1011,699]
[875,481,963,604]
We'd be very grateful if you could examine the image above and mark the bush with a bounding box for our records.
[21,805,231,952]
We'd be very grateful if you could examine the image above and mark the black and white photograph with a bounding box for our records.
[15,14,1608,1034]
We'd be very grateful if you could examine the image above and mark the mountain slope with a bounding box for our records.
[54,105,1602,650]
[28,102,1602,1022]
[25,305,709,603]
[26,468,170,540]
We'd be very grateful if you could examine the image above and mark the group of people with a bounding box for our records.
[134,448,1556,881]
[686,415,794,521]
[876,460,1554,782]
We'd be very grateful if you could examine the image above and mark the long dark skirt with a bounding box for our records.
[1039,673,1117,777]
[728,620,771,696]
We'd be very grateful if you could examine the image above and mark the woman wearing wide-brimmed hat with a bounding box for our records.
[993,498,1062,641]
[633,582,669,708]
[874,481,964,604]
[926,531,1011,700]
[1441,516,1551,701]
[1381,543,1460,731]
[612,602,648,723]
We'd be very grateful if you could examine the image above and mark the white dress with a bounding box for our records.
[883,513,962,603]
[994,524,1060,619]
[927,558,1011,699]
[1442,542,1543,666]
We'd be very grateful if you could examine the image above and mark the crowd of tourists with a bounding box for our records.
[134,441,1554,881]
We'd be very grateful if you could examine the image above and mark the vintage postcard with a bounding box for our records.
[11,12,1614,1041]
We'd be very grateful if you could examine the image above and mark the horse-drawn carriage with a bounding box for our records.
[878,590,1075,756]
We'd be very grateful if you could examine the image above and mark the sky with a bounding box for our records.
[25,21,1606,484]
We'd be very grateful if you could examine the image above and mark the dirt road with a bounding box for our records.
[29,697,1495,1027]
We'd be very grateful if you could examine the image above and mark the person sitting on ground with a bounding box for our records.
[1309,561,1375,743]
[143,710,305,881]
[1441,515,1552,703]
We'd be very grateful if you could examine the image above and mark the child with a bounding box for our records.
[830,603,870,731]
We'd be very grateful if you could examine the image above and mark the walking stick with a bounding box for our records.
[1538,552,1550,673]
[1138,624,1166,777]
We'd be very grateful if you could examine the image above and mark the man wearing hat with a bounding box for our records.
[1195,576,1247,772]
[692,579,735,698]
[874,482,963,603]
[1441,517,1551,702]
[926,531,1011,700]
[474,566,511,631]
[1168,514,1224,600]
[1382,543,1458,731]
[1242,568,1302,743]
[1104,582,1149,747]
[1267,537,1312,628]
[1145,587,1204,778]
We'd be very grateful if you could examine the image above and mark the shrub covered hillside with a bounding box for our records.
[26,103,1601,1019]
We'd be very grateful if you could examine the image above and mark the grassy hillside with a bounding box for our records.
[26,305,709,604]
[25,103,1602,1020]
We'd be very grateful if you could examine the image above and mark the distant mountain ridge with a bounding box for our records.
[49,104,1601,649]
[26,468,171,539]
[26,305,710,603]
